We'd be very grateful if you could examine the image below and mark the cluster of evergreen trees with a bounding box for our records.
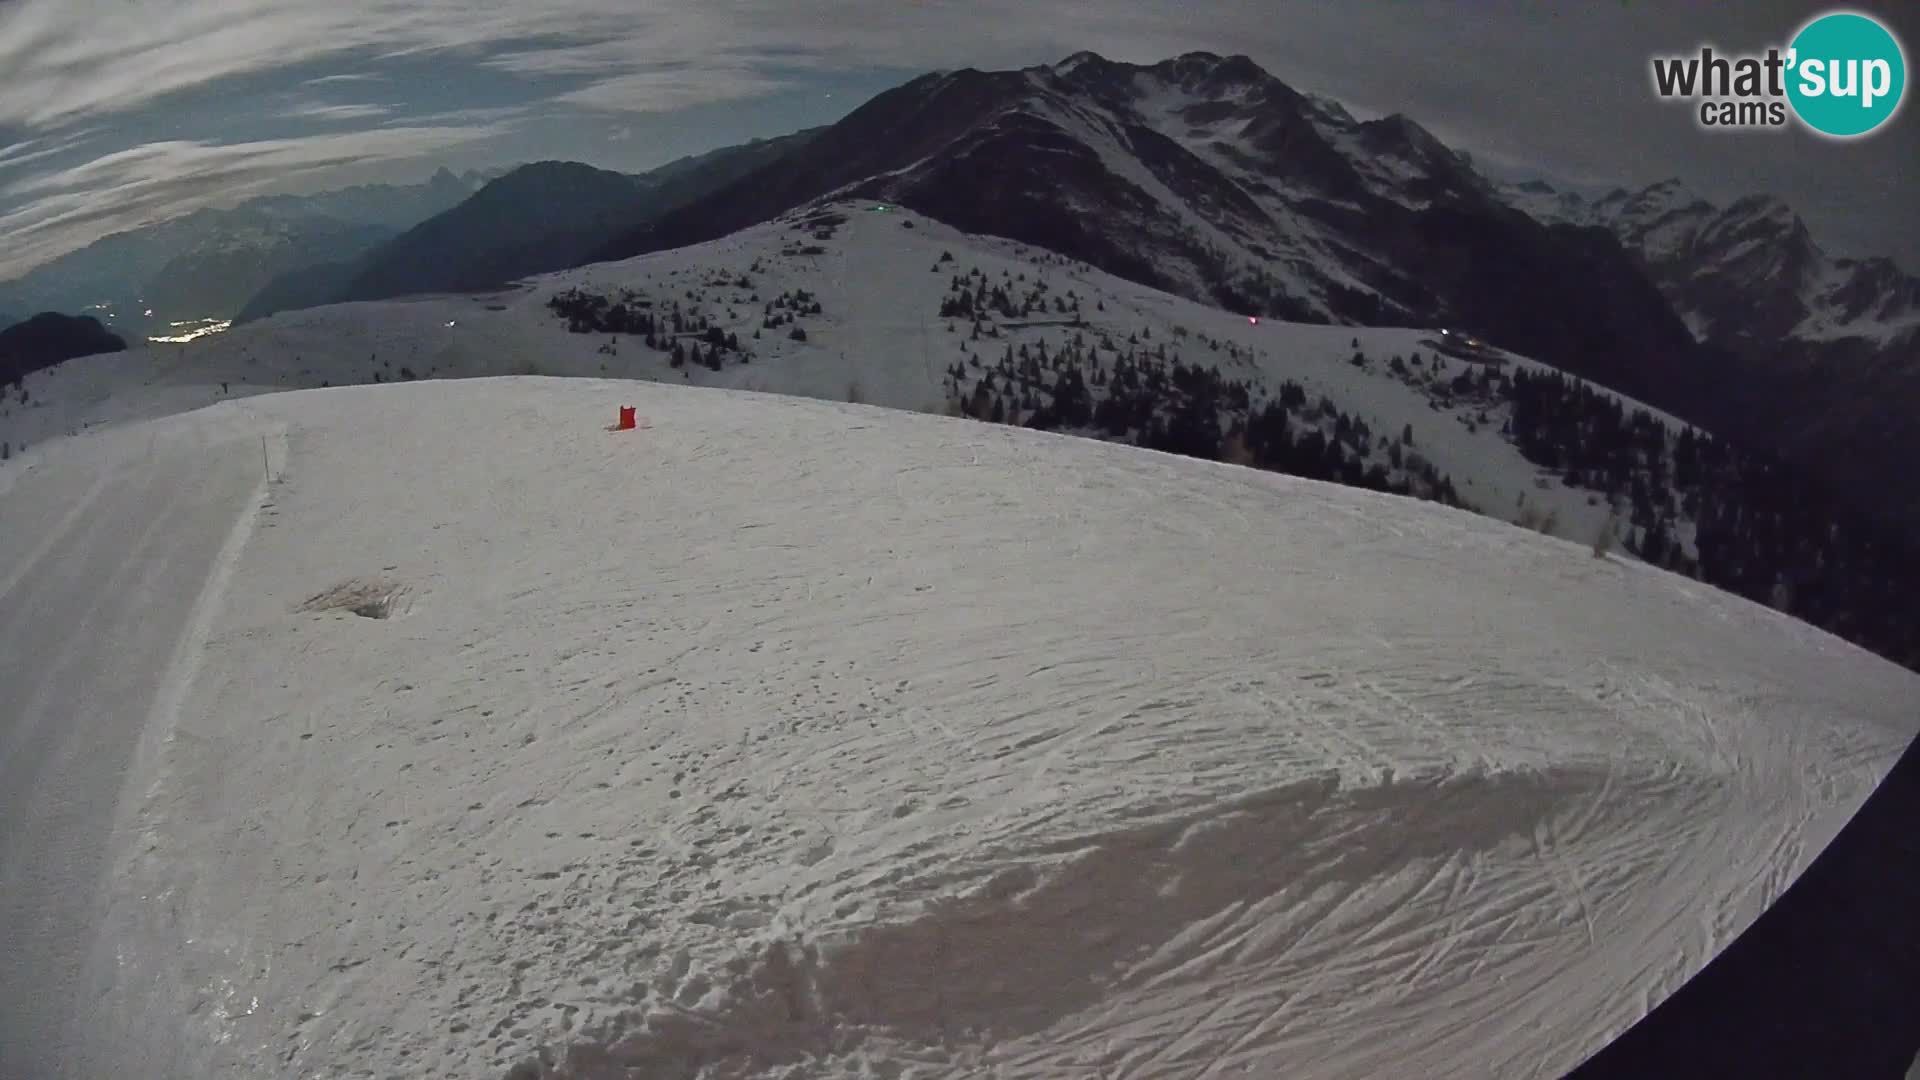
[547,276,832,375]
[937,267,1086,324]
[938,265,1917,669]
[936,269,1462,509]
[547,287,656,336]
[546,260,1917,671]
[1362,343,1919,667]
[1494,365,1920,669]
[546,287,752,373]
[948,339,1462,507]
[761,289,823,332]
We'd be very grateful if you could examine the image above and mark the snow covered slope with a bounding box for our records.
[7,376,1915,1080]
[0,201,1701,555]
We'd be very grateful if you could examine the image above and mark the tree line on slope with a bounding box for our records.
[1499,365,1920,670]
[1344,334,1918,669]
[937,265,1918,672]
[544,255,1915,674]
[935,268,1463,508]
[546,277,826,373]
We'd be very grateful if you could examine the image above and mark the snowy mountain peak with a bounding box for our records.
[1622,180,1714,221]
[1502,176,1914,346]
[1723,192,1800,231]
[1303,92,1358,127]
[1499,173,1920,527]
[1148,51,1285,102]
[1052,49,1105,76]
[1354,113,1456,167]
[600,51,1711,407]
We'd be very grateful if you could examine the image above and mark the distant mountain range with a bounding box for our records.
[1502,177,1920,531]
[236,131,822,322]
[1503,178,1920,349]
[0,167,498,330]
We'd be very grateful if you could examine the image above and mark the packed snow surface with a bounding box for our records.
[2,377,1914,1079]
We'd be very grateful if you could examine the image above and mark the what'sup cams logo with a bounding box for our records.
[1651,9,1907,138]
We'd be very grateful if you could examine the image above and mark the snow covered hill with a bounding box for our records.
[0,201,1706,557]
[5,374,1914,1080]
[597,51,1708,410]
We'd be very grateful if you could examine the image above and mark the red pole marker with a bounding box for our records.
[617,405,636,430]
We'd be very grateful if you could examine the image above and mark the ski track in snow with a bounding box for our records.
[3,378,1907,1079]
[0,410,270,1079]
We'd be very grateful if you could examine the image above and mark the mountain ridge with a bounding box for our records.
[0,167,497,328]
[1501,175,1920,529]
[585,50,1915,532]
[596,52,1717,437]
[238,130,827,321]
[1502,176,1920,348]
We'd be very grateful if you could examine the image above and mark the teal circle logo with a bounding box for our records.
[1786,11,1907,138]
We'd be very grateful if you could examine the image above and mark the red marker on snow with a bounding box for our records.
[616,406,637,430]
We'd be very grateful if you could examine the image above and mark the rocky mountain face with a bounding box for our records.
[1505,177,1920,350]
[1504,177,1920,529]
[596,50,1915,531]
[597,52,1714,429]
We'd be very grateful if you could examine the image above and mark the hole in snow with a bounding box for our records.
[298,579,408,620]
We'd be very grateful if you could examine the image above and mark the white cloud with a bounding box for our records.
[381,104,531,127]
[554,67,793,114]
[0,0,1034,131]
[282,102,394,122]
[480,39,642,77]
[303,73,388,87]
[0,127,103,172]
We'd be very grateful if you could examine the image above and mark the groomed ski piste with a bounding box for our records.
[2,372,1916,1079]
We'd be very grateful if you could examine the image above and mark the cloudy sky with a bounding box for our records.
[1,0,1915,282]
